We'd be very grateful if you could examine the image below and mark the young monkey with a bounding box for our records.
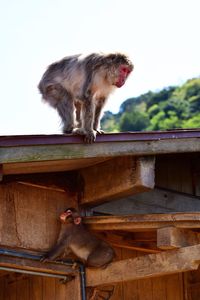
[41,208,115,268]
[38,53,133,143]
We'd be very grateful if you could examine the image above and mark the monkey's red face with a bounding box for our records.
[60,209,82,225]
[60,210,72,223]
[115,65,132,88]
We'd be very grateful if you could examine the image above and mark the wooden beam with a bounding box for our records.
[0,254,77,276]
[157,227,200,249]
[84,213,200,231]
[86,244,200,287]
[79,156,155,206]
[2,158,109,175]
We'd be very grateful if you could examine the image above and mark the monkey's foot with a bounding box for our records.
[72,128,86,135]
[95,129,105,134]
[73,128,97,143]
[84,130,97,143]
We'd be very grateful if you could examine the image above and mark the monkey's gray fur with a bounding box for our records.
[38,53,133,143]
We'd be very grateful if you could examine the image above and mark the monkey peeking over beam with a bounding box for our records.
[41,208,115,268]
[38,53,133,143]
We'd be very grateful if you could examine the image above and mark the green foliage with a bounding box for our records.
[120,110,150,131]
[101,77,200,132]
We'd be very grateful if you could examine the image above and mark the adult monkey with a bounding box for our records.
[38,53,133,143]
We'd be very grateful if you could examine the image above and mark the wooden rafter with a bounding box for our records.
[86,244,200,287]
[157,227,200,249]
[84,213,200,231]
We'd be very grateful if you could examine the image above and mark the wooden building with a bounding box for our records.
[0,130,200,299]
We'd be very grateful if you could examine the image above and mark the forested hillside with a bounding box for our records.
[101,77,200,132]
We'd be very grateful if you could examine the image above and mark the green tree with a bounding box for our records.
[119,110,150,131]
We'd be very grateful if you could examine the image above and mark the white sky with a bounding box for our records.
[0,0,200,135]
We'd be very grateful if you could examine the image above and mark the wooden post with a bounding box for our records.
[157,227,200,249]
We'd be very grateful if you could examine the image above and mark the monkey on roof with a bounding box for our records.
[38,52,133,143]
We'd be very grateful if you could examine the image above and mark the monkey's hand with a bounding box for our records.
[40,255,49,263]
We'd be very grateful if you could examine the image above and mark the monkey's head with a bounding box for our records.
[60,208,82,225]
[104,53,133,88]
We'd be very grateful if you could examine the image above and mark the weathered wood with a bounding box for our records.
[93,187,200,215]
[1,137,200,170]
[3,171,83,194]
[86,244,200,287]
[84,213,200,231]
[0,273,82,300]
[0,254,77,276]
[2,158,109,175]
[0,182,77,250]
[157,227,200,249]
[80,156,155,206]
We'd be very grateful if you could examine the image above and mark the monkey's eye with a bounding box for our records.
[121,67,130,74]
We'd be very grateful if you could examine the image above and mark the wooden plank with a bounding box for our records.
[86,244,200,287]
[152,277,166,300]
[0,276,5,300]
[43,277,55,300]
[30,276,43,300]
[3,158,109,175]
[64,274,82,300]
[157,227,200,249]
[108,248,123,300]
[122,249,139,300]
[16,276,30,300]
[55,278,67,300]
[93,187,200,215]
[138,278,153,300]
[1,138,200,167]
[0,182,77,250]
[165,274,184,300]
[84,213,200,231]
[80,156,155,206]
[0,254,77,276]
[6,274,17,300]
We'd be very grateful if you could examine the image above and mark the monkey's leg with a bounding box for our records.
[75,101,82,128]
[81,98,97,143]
[93,105,105,134]
[56,89,75,134]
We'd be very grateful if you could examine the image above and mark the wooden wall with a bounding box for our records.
[0,273,81,300]
[0,247,185,300]
[111,248,184,300]
[0,181,77,251]
[0,154,200,299]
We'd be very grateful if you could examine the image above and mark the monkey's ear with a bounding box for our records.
[74,217,82,225]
